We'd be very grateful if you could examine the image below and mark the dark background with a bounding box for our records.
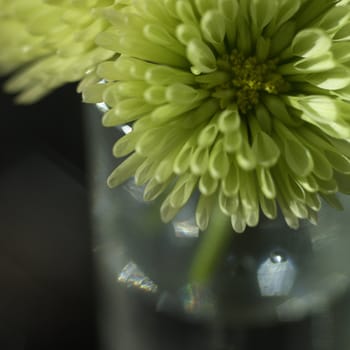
[0,79,96,350]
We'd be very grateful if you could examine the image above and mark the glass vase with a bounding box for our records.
[84,104,350,349]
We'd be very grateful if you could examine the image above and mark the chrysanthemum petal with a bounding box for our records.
[218,106,241,133]
[236,14,252,57]
[296,174,319,193]
[279,53,335,74]
[168,173,198,208]
[308,147,334,180]
[197,122,219,148]
[143,178,171,202]
[239,170,259,211]
[305,192,322,211]
[82,82,108,103]
[316,5,350,33]
[244,206,260,228]
[176,1,198,25]
[154,155,176,184]
[291,28,332,58]
[249,0,277,35]
[151,102,200,124]
[166,83,209,104]
[191,147,209,175]
[236,140,257,170]
[269,21,296,57]
[102,99,153,126]
[194,0,217,15]
[252,130,280,168]
[219,191,239,216]
[318,177,338,193]
[199,172,218,196]
[114,81,149,98]
[176,23,202,46]
[208,140,230,179]
[200,10,226,53]
[195,194,215,231]
[143,23,185,56]
[263,95,300,127]
[97,60,132,81]
[160,197,181,223]
[97,31,188,68]
[113,132,138,157]
[187,38,217,74]
[332,42,350,63]
[181,99,220,128]
[145,65,195,85]
[334,22,350,41]
[231,209,247,233]
[223,130,242,153]
[325,150,350,173]
[305,67,350,90]
[256,167,276,199]
[268,0,301,33]
[334,172,350,194]
[283,138,313,177]
[288,95,350,124]
[259,193,277,219]
[321,193,344,210]
[107,153,144,188]
[144,86,167,105]
[295,0,339,30]
[274,121,314,177]
[134,159,157,186]
[222,163,240,197]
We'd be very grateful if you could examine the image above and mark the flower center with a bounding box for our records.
[215,50,289,114]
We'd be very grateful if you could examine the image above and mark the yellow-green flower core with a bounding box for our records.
[215,50,289,113]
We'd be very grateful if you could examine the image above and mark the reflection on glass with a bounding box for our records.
[124,179,146,202]
[257,249,297,297]
[180,284,215,318]
[86,103,350,326]
[120,125,133,134]
[277,273,350,321]
[118,261,158,294]
[172,218,199,238]
[96,101,109,113]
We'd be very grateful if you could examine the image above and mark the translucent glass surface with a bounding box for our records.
[85,105,350,329]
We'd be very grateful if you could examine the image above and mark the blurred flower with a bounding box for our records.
[0,0,129,103]
[83,0,350,233]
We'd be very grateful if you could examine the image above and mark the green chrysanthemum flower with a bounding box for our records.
[0,0,129,103]
[83,0,350,233]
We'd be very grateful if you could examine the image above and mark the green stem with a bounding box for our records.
[188,205,233,284]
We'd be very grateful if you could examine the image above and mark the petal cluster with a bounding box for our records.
[0,0,129,103]
[2,0,350,234]
[83,0,350,233]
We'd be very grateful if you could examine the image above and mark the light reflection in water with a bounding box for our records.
[118,261,158,294]
[121,125,133,134]
[173,218,199,238]
[123,179,145,202]
[257,250,297,297]
[96,101,109,113]
[180,284,215,317]
[276,273,350,321]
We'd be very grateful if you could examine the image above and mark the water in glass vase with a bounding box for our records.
[85,104,350,328]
